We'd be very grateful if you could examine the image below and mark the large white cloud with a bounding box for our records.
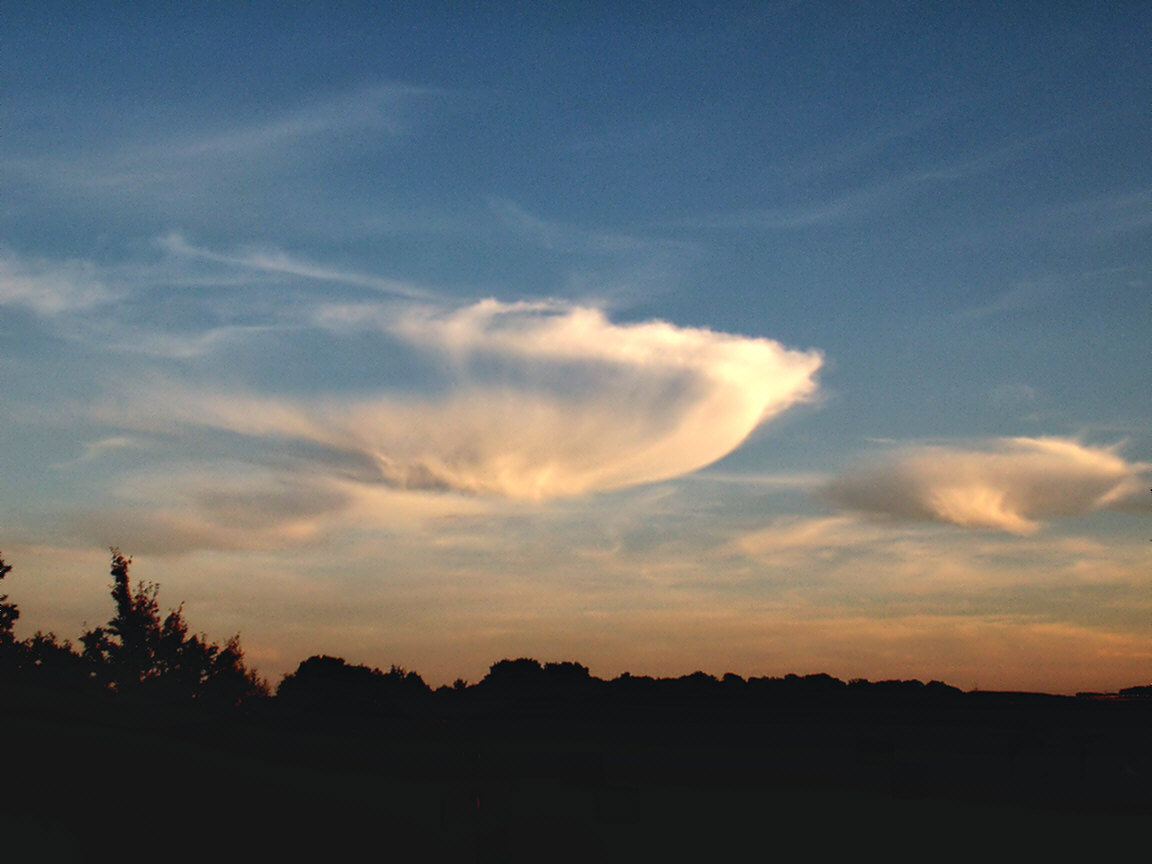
[825,437,1147,534]
[138,300,822,500]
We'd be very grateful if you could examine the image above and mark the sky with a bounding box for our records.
[1,2,1150,693]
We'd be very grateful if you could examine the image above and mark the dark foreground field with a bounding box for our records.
[4,673,1151,863]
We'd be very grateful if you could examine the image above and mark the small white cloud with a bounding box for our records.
[825,437,1147,534]
[0,253,112,314]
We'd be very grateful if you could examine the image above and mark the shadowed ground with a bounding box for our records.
[4,675,1150,862]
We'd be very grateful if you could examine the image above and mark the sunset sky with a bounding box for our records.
[2,2,1149,692]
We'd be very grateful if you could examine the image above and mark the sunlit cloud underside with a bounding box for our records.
[825,437,1146,534]
[123,300,823,501]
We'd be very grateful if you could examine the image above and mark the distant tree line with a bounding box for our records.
[4,548,1152,722]
[0,548,266,707]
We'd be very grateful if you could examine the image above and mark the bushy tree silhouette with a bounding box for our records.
[21,631,89,687]
[80,549,158,688]
[81,548,266,705]
[1,553,85,689]
[483,657,546,689]
[277,654,429,716]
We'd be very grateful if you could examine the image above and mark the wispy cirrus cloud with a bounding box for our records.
[175,84,435,158]
[156,232,437,301]
[8,83,436,178]
[1041,187,1152,239]
[824,437,1147,534]
[486,197,675,255]
[112,299,823,501]
[0,83,448,244]
[735,515,876,558]
[65,455,502,555]
[0,244,303,360]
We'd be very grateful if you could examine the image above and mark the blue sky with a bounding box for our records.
[2,2,1150,691]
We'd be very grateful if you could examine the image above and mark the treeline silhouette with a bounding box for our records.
[0,548,978,711]
[1,549,265,706]
[3,549,1152,861]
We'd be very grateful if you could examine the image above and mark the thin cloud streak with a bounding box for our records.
[176,84,432,158]
[157,233,437,301]
[736,515,880,558]
[6,83,437,185]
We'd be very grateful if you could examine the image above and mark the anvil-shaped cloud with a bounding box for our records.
[825,437,1146,534]
[152,300,823,500]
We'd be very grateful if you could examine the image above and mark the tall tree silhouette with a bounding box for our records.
[81,548,266,704]
[0,550,21,681]
[0,551,16,648]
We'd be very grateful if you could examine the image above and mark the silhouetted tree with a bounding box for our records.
[91,549,160,688]
[22,631,89,688]
[483,657,545,688]
[0,550,17,648]
[0,554,93,691]
[1118,684,1152,698]
[543,660,591,682]
[276,655,429,717]
[783,672,847,695]
[80,548,266,705]
[381,663,431,700]
[542,660,597,699]
[0,550,23,683]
